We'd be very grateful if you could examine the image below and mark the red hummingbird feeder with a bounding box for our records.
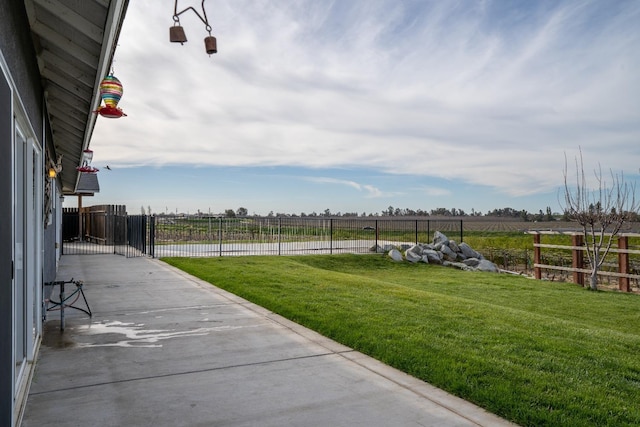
[76,149,99,173]
[94,74,127,118]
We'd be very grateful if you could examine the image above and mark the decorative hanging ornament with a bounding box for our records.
[94,74,127,118]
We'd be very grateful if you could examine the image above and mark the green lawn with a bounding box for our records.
[162,254,640,427]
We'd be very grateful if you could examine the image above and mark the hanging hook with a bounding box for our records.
[173,0,212,30]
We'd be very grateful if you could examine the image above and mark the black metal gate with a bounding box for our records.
[62,205,150,258]
[120,215,148,257]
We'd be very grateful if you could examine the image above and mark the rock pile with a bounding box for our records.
[374,231,499,273]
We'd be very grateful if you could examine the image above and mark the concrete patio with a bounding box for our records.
[21,254,516,426]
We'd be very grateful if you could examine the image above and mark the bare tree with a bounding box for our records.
[562,148,639,290]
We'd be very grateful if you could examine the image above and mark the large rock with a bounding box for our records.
[440,244,457,261]
[463,258,481,267]
[405,248,422,263]
[408,245,423,256]
[433,231,449,245]
[459,242,482,260]
[388,248,404,262]
[477,259,499,273]
[442,261,472,271]
[423,249,442,264]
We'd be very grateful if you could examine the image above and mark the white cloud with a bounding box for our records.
[306,177,385,198]
[91,0,640,200]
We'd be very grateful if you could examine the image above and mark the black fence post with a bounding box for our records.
[460,220,463,243]
[142,215,147,255]
[218,217,222,257]
[150,215,155,258]
[112,207,117,254]
[330,218,333,255]
[278,217,282,256]
[375,219,378,251]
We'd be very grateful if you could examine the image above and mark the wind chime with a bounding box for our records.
[170,0,217,55]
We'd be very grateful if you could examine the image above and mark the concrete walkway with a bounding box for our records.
[22,255,516,427]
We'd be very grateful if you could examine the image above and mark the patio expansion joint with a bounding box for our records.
[28,349,357,397]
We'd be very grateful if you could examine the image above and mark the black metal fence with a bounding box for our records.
[61,210,465,259]
[149,216,464,258]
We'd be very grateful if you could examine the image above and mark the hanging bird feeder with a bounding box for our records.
[94,74,127,118]
[76,149,99,173]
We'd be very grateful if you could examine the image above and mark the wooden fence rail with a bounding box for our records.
[528,231,640,292]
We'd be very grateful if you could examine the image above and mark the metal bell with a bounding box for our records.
[204,35,217,54]
[170,25,187,44]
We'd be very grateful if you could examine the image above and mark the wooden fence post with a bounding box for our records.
[533,234,541,280]
[618,235,630,292]
[572,234,584,287]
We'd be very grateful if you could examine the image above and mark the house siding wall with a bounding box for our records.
[0,58,13,427]
[0,1,44,138]
[0,2,46,425]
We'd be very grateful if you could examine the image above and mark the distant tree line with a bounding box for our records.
[153,205,637,222]
[206,205,637,222]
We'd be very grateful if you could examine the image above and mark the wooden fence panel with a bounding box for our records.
[530,231,639,292]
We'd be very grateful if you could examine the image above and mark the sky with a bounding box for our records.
[76,0,640,216]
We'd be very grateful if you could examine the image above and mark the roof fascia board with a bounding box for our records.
[75,0,128,193]
[82,0,128,152]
